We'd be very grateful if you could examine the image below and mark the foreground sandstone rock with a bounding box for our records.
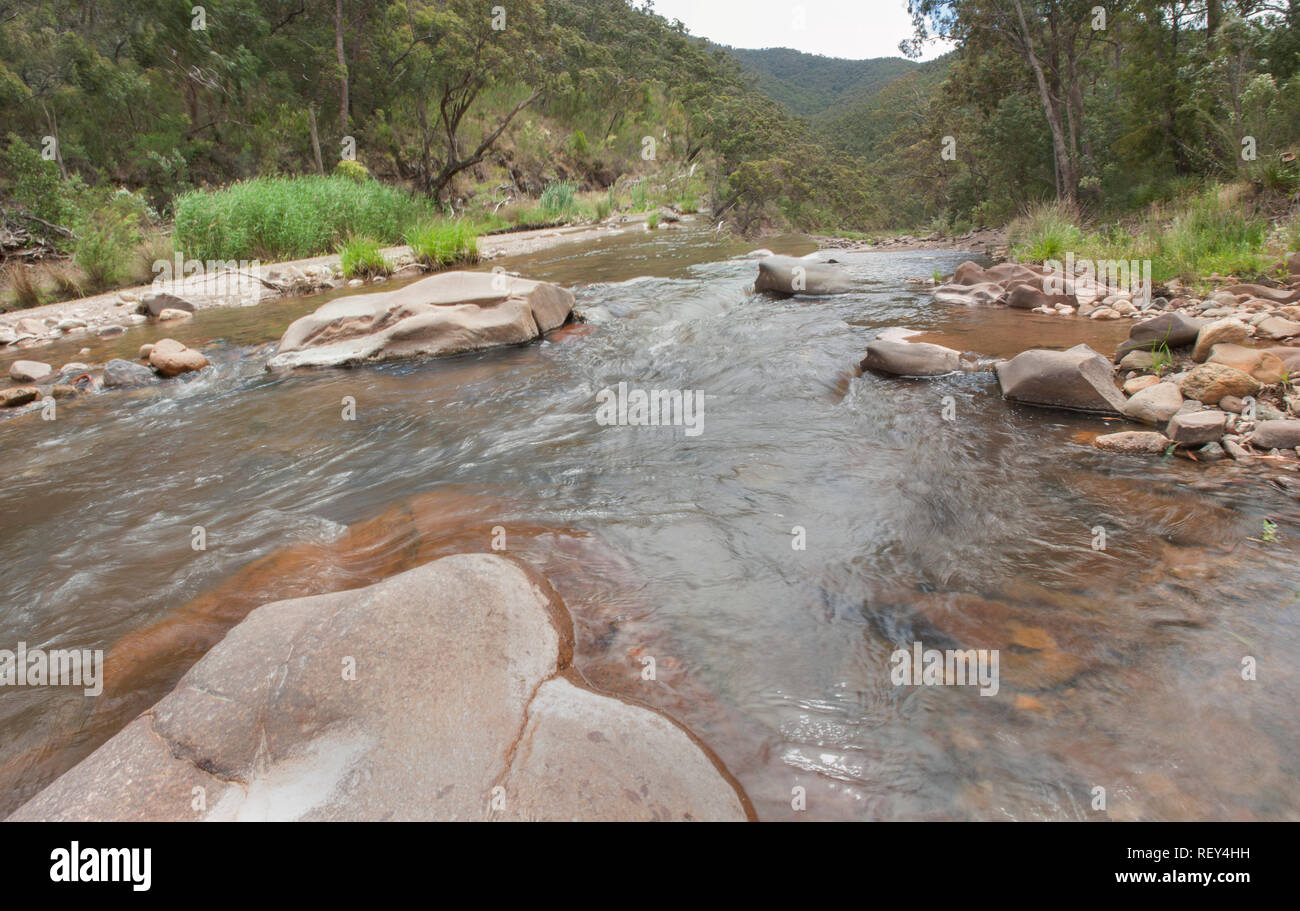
[754,255,853,295]
[267,271,575,369]
[995,344,1127,414]
[10,554,749,822]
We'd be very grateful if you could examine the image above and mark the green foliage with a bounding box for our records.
[1010,187,1272,282]
[338,236,390,278]
[334,160,371,183]
[539,180,578,216]
[175,176,431,262]
[646,212,660,230]
[0,133,86,233]
[406,219,479,269]
[73,190,152,291]
[724,46,920,118]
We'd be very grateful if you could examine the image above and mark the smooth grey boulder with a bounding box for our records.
[1122,381,1183,426]
[754,255,853,296]
[861,339,961,377]
[102,358,157,388]
[995,344,1128,414]
[1247,420,1300,450]
[1114,312,1208,360]
[267,271,574,369]
[8,360,51,383]
[138,291,197,317]
[10,554,749,822]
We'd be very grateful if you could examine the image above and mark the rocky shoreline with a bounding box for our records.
[855,251,1300,477]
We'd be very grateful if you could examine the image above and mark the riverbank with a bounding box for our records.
[0,216,681,351]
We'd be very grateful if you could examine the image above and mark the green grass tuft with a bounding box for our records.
[338,236,391,279]
[406,219,480,269]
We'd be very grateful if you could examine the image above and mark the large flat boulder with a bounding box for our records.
[754,255,853,296]
[995,344,1127,414]
[10,554,748,822]
[267,271,575,369]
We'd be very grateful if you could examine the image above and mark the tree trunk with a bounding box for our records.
[335,0,349,133]
[308,104,325,175]
[1013,0,1077,204]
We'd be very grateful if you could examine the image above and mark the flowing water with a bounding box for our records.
[2,227,1299,820]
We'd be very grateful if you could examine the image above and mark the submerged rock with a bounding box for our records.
[102,358,157,388]
[754,255,853,296]
[267,271,575,369]
[933,281,1007,306]
[0,387,38,408]
[1094,431,1171,454]
[10,555,749,821]
[995,344,1127,414]
[860,339,961,377]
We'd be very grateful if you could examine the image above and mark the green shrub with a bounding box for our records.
[334,159,371,183]
[0,133,87,234]
[646,212,660,230]
[73,190,151,291]
[174,176,431,261]
[339,236,391,278]
[406,219,479,269]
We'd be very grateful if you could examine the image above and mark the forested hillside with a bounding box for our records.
[0,0,1297,291]
[721,46,921,117]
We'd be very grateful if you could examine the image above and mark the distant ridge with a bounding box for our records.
[716,45,921,118]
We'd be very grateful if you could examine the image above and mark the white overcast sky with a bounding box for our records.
[648,0,950,60]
